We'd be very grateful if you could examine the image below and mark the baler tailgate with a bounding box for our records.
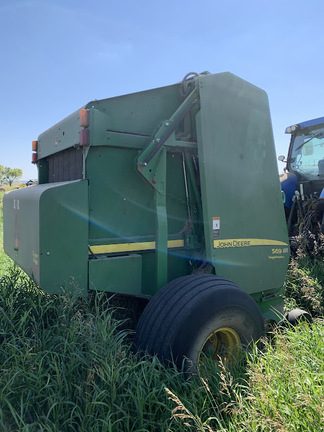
[196,73,289,294]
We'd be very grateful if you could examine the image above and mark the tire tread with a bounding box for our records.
[134,275,244,358]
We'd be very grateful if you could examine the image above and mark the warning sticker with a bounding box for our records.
[212,217,220,238]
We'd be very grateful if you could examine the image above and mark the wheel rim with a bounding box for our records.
[199,327,240,363]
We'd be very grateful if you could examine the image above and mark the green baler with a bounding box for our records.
[3,72,289,367]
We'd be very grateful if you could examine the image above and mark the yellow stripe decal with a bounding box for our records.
[213,239,288,249]
[90,239,185,255]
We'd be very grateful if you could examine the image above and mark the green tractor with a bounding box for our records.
[3,72,290,368]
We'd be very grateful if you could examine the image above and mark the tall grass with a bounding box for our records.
[1,263,323,432]
[234,322,324,431]
[285,233,324,316]
[167,322,324,432]
[0,267,165,431]
[0,267,239,432]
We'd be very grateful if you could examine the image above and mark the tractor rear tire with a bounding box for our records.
[134,274,264,369]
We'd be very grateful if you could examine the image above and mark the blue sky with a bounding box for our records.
[1,0,323,180]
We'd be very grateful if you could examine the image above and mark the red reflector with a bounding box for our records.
[32,153,37,164]
[79,129,89,147]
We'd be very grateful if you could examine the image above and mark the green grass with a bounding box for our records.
[0,267,242,432]
[285,235,324,317]
[1,269,323,431]
[167,322,324,432]
[232,322,324,431]
[1,188,324,431]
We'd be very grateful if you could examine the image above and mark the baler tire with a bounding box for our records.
[134,274,264,369]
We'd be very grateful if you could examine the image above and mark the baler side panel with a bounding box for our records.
[84,82,201,296]
[3,187,41,282]
[39,180,89,294]
[3,181,89,294]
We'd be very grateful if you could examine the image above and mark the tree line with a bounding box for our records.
[0,165,22,186]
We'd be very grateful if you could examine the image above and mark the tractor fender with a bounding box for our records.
[280,172,298,209]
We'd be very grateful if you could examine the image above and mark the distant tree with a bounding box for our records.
[0,165,4,184]
[2,167,23,186]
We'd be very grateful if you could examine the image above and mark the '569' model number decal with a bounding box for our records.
[272,247,289,254]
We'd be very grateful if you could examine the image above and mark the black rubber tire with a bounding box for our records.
[134,274,264,368]
[285,308,312,326]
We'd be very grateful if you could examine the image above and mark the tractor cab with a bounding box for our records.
[287,117,324,184]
